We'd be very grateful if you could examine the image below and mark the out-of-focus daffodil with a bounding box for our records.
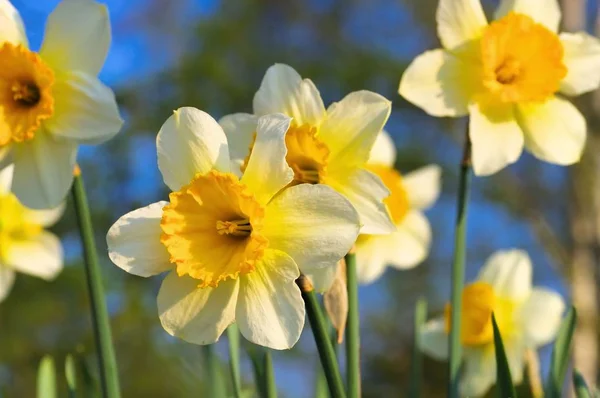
[220,64,394,236]
[399,0,600,176]
[0,0,123,209]
[0,165,64,302]
[355,131,441,284]
[421,249,565,396]
[107,108,360,350]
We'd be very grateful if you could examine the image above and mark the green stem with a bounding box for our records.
[297,277,346,398]
[71,174,120,398]
[448,129,472,398]
[409,298,427,398]
[202,345,226,398]
[264,351,277,398]
[227,325,242,398]
[345,252,360,398]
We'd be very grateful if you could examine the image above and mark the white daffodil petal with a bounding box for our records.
[40,0,110,75]
[403,165,442,210]
[495,0,560,32]
[560,33,600,96]
[319,91,391,167]
[477,249,532,300]
[107,201,173,278]
[157,107,230,192]
[158,271,239,345]
[436,0,487,50]
[520,288,566,347]
[461,346,496,397]
[304,265,337,293]
[240,114,293,205]
[26,203,66,228]
[326,168,395,235]
[12,130,78,210]
[0,0,27,46]
[262,184,359,273]
[45,72,123,145]
[469,103,523,176]
[399,50,478,118]
[387,211,431,269]
[518,96,586,165]
[420,318,449,360]
[218,113,258,168]
[368,130,396,167]
[236,249,304,350]
[355,236,388,285]
[5,231,63,280]
[0,267,15,302]
[0,163,13,194]
[253,64,326,126]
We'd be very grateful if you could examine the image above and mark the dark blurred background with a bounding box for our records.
[1,0,599,396]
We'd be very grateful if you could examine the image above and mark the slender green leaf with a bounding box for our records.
[448,131,472,398]
[264,351,277,398]
[545,306,577,398]
[37,356,57,398]
[492,313,517,398]
[409,298,427,398]
[202,344,226,398]
[345,252,360,398]
[227,325,242,398]
[247,345,266,397]
[573,369,592,398]
[65,354,77,398]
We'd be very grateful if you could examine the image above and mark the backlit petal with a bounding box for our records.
[477,249,532,300]
[420,318,449,360]
[403,165,442,210]
[236,249,304,350]
[0,267,15,302]
[355,235,388,285]
[40,0,110,75]
[262,184,359,273]
[45,72,123,145]
[304,265,338,293]
[107,201,173,278]
[367,130,396,167]
[158,271,239,345]
[5,231,63,280]
[326,168,395,234]
[387,210,431,269]
[0,0,26,46]
[218,113,258,172]
[253,64,326,127]
[12,130,78,209]
[495,0,560,32]
[469,103,523,176]
[520,288,566,347]
[437,0,487,50]
[560,33,600,96]
[461,346,496,397]
[157,107,230,192]
[518,96,586,165]
[399,49,478,117]
[240,113,293,205]
[319,91,391,167]
[26,203,66,228]
[0,163,12,194]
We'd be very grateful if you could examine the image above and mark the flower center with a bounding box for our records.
[480,12,566,104]
[285,124,330,185]
[160,170,268,288]
[0,43,55,147]
[0,193,42,261]
[366,164,409,224]
[444,282,516,347]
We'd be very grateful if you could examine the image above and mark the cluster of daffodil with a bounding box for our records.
[1,0,600,396]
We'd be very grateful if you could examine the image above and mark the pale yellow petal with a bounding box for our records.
[460,346,496,397]
[436,0,487,50]
[420,318,448,360]
[469,102,523,176]
[403,165,442,210]
[495,0,560,32]
[367,129,396,167]
[399,49,479,117]
[5,231,63,280]
[477,249,532,300]
[520,288,566,347]
[355,235,388,285]
[0,0,27,46]
[240,113,293,205]
[518,96,586,165]
[0,163,12,194]
[559,32,600,96]
[0,267,15,302]
[218,113,258,172]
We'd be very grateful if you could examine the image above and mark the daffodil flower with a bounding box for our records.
[220,64,395,236]
[421,249,565,396]
[399,0,600,176]
[0,165,64,302]
[0,0,123,209]
[355,130,441,284]
[106,108,360,349]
